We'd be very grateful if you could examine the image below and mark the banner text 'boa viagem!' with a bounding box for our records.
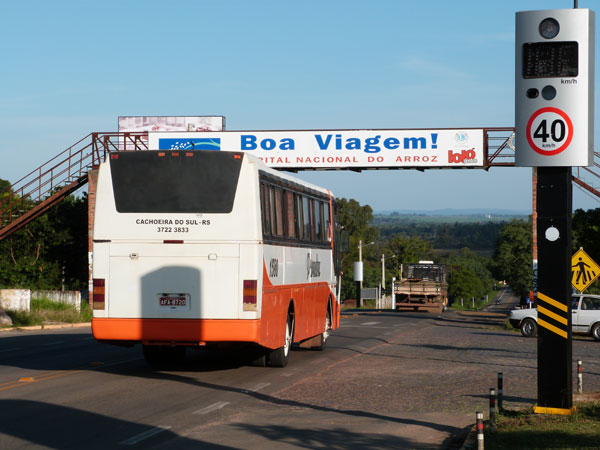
[148,129,484,169]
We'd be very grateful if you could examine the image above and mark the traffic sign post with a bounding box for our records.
[516,7,595,414]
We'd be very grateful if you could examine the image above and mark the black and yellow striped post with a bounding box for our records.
[535,167,574,414]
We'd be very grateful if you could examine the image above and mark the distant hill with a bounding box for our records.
[372,211,530,252]
[373,211,528,225]
[375,208,529,217]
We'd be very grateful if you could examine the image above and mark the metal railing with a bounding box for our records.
[0,132,147,239]
[485,128,516,167]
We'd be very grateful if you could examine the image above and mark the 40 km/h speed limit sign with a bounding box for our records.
[526,107,573,156]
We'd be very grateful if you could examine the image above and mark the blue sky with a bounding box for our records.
[1,0,598,213]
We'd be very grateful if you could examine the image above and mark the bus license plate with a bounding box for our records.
[159,294,189,309]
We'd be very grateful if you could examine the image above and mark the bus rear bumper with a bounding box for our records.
[92,318,261,345]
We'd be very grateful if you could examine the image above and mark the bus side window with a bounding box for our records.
[274,188,283,237]
[320,200,325,241]
[313,199,322,242]
[296,193,304,240]
[261,183,271,236]
[323,201,331,241]
[284,191,296,238]
[269,186,278,236]
[302,196,311,241]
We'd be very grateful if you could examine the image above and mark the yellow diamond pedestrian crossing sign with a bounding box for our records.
[572,248,600,292]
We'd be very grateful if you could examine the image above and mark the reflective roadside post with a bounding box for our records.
[354,261,363,308]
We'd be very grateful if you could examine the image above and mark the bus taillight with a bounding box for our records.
[243,280,257,311]
[93,278,105,310]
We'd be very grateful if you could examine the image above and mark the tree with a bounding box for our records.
[491,219,533,293]
[573,208,600,261]
[443,247,495,303]
[335,198,379,300]
[384,234,433,280]
[44,193,89,290]
[447,265,483,302]
[572,208,600,294]
[0,184,88,290]
[0,179,9,197]
[386,234,432,264]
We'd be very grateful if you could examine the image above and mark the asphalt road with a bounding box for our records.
[1,289,599,449]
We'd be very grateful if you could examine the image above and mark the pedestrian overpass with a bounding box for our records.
[1,128,599,241]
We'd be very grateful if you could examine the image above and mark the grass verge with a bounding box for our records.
[449,289,504,312]
[4,298,92,327]
[484,403,600,449]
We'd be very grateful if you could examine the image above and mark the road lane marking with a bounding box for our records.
[193,401,230,415]
[119,426,171,445]
[0,371,74,391]
[360,322,381,326]
[0,357,144,392]
[241,382,270,393]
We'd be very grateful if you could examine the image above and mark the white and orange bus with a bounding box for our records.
[91,150,343,367]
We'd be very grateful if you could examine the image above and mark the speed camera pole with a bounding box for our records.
[536,167,573,410]
[515,7,594,413]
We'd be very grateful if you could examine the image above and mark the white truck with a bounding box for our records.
[509,294,600,340]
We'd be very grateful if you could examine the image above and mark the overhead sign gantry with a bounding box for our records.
[148,128,486,170]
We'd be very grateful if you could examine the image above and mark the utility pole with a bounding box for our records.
[355,240,374,308]
[381,254,385,290]
[359,240,363,290]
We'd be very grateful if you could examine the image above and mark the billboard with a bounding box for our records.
[118,116,225,149]
[148,129,485,169]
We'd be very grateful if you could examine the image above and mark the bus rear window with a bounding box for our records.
[109,151,243,213]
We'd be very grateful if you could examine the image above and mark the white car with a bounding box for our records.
[509,294,600,340]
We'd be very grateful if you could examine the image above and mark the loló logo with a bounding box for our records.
[448,149,476,164]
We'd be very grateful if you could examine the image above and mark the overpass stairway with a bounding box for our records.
[0,132,147,240]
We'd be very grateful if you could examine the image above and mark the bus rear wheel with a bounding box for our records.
[269,313,293,368]
[312,307,332,351]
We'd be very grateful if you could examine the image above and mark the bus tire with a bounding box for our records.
[312,304,332,351]
[248,348,268,367]
[269,313,294,368]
